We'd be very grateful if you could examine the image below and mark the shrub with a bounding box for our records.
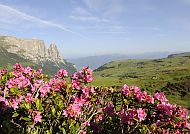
[0,64,189,134]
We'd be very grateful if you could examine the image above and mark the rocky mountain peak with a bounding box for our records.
[48,43,61,61]
[0,35,77,75]
[0,36,64,63]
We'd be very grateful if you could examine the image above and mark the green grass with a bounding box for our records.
[93,56,190,90]
[92,54,190,109]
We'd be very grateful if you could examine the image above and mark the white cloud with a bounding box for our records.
[70,15,110,22]
[69,6,111,23]
[0,4,87,39]
[83,0,108,11]
[82,0,126,19]
[95,31,128,34]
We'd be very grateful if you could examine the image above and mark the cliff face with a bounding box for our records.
[0,36,76,75]
[1,36,65,63]
[48,43,62,62]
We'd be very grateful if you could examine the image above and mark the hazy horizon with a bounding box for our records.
[0,0,190,58]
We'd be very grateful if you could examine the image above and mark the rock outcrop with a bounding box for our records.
[1,36,65,64]
[0,35,76,75]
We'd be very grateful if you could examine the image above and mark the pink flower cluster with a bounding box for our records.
[49,78,66,92]
[71,67,93,90]
[63,86,95,118]
[122,84,154,104]
[118,107,147,124]
[0,68,7,76]
[1,64,190,133]
[121,85,190,133]
[29,110,42,123]
[55,69,68,78]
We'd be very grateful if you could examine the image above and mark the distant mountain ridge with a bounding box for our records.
[69,52,171,70]
[168,52,190,58]
[0,35,76,75]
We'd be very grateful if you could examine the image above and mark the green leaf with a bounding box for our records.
[70,126,77,134]
[61,128,66,134]
[21,117,31,121]
[174,116,182,122]
[139,125,148,134]
[51,106,56,116]
[46,130,52,134]
[10,88,18,93]
[24,103,31,109]
[1,75,6,81]
[124,98,129,104]
[36,98,43,111]
[12,112,19,117]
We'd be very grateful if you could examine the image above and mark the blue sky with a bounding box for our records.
[0,0,190,58]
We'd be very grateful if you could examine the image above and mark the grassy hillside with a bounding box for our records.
[93,53,190,108]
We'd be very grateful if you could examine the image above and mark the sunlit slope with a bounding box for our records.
[93,53,190,91]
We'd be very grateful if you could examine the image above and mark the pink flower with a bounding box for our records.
[7,78,19,88]
[62,110,68,117]
[176,122,182,127]
[31,79,43,92]
[17,95,24,103]
[13,63,23,72]
[56,69,68,78]
[136,91,147,102]
[49,79,66,92]
[146,95,154,104]
[32,111,42,123]
[66,103,81,118]
[71,79,81,90]
[82,87,90,97]
[74,97,86,106]
[103,101,115,116]
[25,93,33,103]
[132,86,141,95]
[12,99,19,110]
[122,84,130,96]
[13,63,24,77]
[79,130,87,134]
[33,68,43,77]
[118,108,130,124]
[0,69,7,76]
[39,83,50,97]
[80,67,93,83]
[184,121,190,130]
[156,120,162,126]
[0,96,5,102]
[24,67,32,76]
[34,79,43,87]
[85,121,90,126]
[95,114,103,122]
[177,108,188,119]
[84,75,93,83]
[154,92,168,103]
[17,76,31,88]
[157,103,176,116]
[90,87,95,93]
[7,76,30,89]
[72,73,79,79]
[136,108,147,121]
